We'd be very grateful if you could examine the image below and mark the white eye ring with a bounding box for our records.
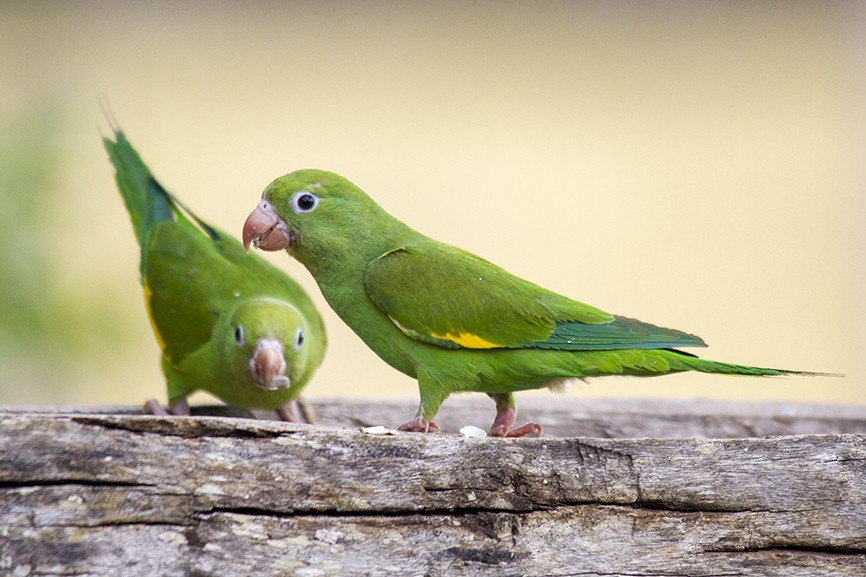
[293,328,305,351]
[289,191,319,214]
[234,325,245,347]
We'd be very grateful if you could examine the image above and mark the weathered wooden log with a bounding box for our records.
[1,397,865,577]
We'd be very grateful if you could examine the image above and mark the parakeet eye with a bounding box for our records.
[294,328,305,350]
[290,191,319,214]
[234,325,245,347]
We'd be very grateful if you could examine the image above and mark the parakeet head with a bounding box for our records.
[215,297,311,398]
[243,169,403,268]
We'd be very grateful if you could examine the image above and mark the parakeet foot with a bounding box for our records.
[503,422,543,437]
[144,398,190,417]
[488,407,542,438]
[398,416,441,433]
[296,397,317,423]
[143,399,167,416]
[144,399,190,417]
[277,401,303,423]
[169,398,191,416]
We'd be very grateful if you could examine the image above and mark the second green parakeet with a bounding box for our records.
[106,131,325,421]
[243,169,831,436]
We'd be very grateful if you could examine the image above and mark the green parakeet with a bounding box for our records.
[243,169,830,436]
[106,131,325,421]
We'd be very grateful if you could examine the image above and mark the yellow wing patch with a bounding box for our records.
[387,315,501,349]
[143,284,168,353]
[430,331,500,349]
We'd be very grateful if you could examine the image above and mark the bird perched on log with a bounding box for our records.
[107,131,325,421]
[243,169,832,435]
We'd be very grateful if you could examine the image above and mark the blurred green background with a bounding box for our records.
[1,2,863,408]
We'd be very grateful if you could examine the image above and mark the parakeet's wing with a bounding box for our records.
[108,131,232,363]
[142,222,226,363]
[363,243,705,351]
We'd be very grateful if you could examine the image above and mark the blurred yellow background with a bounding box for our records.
[1,2,863,409]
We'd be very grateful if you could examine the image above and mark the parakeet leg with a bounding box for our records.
[143,397,189,417]
[168,398,190,416]
[398,416,440,433]
[399,379,447,433]
[162,362,193,416]
[276,400,303,423]
[295,397,317,424]
[143,399,168,416]
[488,393,542,438]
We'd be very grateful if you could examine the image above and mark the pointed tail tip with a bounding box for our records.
[99,97,124,137]
[738,367,845,378]
[788,370,845,378]
[684,354,844,378]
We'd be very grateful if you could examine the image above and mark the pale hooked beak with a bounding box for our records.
[249,338,290,390]
[243,199,291,252]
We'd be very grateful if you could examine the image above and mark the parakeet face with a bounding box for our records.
[243,170,389,267]
[216,298,310,397]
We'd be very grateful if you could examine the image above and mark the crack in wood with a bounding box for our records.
[702,544,866,556]
[443,544,525,565]
[71,415,301,439]
[0,479,154,489]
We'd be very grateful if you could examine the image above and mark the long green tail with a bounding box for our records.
[104,128,224,280]
[677,355,830,377]
[648,349,837,378]
[104,131,173,243]
[105,131,179,275]
[577,348,838,378]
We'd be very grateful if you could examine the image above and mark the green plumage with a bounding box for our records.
[244,169,831,434]
[107,131,325,417]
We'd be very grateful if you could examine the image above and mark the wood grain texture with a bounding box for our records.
[1,398,865,577]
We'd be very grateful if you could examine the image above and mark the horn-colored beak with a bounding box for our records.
[249,338,290,390]
[243,199,290,252]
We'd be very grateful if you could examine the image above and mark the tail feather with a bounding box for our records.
[104,130,166,243]
[105,128,221,238]
[586,349,841,378]
[669,351,841,378]
[106,127,225,280]
[105,130,180,276]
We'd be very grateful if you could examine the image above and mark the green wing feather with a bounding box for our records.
[364,242,705,351]
[141,224,221,362]
[530,315,705,350]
